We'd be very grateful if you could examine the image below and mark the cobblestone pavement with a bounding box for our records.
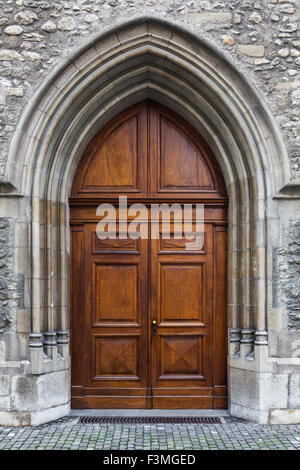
[1,417,300,450]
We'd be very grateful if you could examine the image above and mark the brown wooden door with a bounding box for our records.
[150,223,214,408]
[82,221,149,408]
[70,100,228,409]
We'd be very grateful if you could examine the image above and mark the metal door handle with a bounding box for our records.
[152,320,157,335]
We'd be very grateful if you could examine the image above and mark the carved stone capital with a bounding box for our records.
[29,333,43,349]
[254,330,268,346]
[43,331,57,347]
[240,329,255,344]
[56,330,69,345]
[229,328,241,343]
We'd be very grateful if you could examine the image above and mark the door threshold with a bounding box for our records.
[69,409,229,418]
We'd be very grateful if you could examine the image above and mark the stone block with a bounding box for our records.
[4,333,25,361]
[22,51,41,62]
[58,16,76,31]
[0,375,10,396]
[238,45,265,57]
[11,369,70,412]
[222,35,235,46]
[230,368,260,409]
[230,402,269,424]
[0,49,23,61]
[230,368,289,412]
[73,46,98,71]
[30,402,70,426]
[270,409,300,425]
[289,375,300,408]
[260,373,289,410]
[94,34,119,55]
[53,63,78,90]
[14,10,38,25]
[188,12,232,24]
[4,25,23,35]
[6,87,24,97]
[16,309,30,333]
[0,396,10,410]
[276,330,300,357]
[0,411,30,426]
[117,23,148,43]
[41,20,57,33]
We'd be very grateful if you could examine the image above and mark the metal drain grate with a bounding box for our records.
[79,416,222,424]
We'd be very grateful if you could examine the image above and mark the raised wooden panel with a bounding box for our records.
[147,101,227,199]
[159,222,213,254]
[160,264,204,322]
[83,116,138,190]
[159,228,206,253]
[71,101,148,197]
[159,336,204,379]
[93,264,138,323]
[160,236,205,253]
[159,116,214,191]
[92,231,139,253]
[92,336,138,379]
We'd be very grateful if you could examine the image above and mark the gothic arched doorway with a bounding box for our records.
[70,100,228,409]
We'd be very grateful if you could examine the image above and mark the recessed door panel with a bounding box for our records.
[149,102,226,199]
[71,102,148,197]
[93,263,139,324]
[160,263,205,323]
[92,231,139,253]
[158,116,214,190]
[83,116,139,190]
[159,335,204,379]
[92,335,139,379]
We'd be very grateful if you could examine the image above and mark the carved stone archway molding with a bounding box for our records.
[1,17,298,426]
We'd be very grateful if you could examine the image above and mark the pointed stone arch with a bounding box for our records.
[2,17,293,425]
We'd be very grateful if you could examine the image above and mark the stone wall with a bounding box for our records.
[0,1,299,426]
[0,0,299,183]
[1,0,298,340]
[0,218,13,335]
[274,220,300,330]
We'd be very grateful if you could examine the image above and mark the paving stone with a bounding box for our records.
[0,418,300,450]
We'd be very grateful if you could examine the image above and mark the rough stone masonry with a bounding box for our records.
[0,0,300,426]
[0,2,299,331]
[0,0,299,181]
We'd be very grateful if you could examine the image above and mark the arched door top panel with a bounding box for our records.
[71,100,227,200]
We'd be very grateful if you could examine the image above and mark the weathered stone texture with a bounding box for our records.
[0,0,298,181]
[275,221,300,330]
[0,219,14,335]
[0,1,298,427]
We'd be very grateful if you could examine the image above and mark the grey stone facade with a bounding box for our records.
[274,221,300,331]
[0,219,13,334]
[0,0,299,426]
[0,0,299,183]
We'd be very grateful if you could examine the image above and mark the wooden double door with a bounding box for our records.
[70,100,228,409]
